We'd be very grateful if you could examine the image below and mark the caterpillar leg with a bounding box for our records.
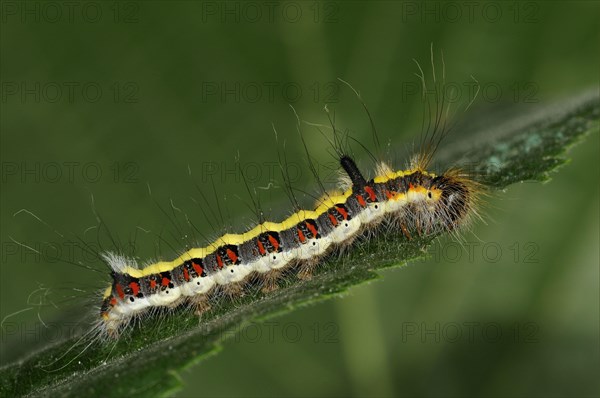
[101,315,125,340]
[416,218,423,236]
[338,235,358,256]
[400,223,412,240]
[191,294,211,318]
[223,281,245,299]
[261,269,282,294]
[297,259,318,280]
[105,325,121,340]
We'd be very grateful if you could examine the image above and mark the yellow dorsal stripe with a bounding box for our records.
[123,190,353,278]
[373,167,436,183]
[119,168,436,279]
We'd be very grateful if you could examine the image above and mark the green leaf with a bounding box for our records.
[1,91,598,398]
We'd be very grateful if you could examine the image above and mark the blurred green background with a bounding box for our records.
[1,1,598,397]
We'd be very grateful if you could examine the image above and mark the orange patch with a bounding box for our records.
[257,240,266,255]
[356,194,366,207]
[365,186,376,201]
[192,261,203,276]
[115,283,125,299]
[297,227,306,243]
[336,206,349,220]
[268,235,280,251]
[226,248,238,263]
[306,222,318,238]
[129,282,140,296]
[328,213,338,226]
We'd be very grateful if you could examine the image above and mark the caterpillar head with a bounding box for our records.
[429,174,472,230]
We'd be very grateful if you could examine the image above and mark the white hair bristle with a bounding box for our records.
[101,252,137,273]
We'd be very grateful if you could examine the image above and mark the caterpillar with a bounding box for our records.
[100,163,478,335]
[33,49,483,361]
[99,139,481,337]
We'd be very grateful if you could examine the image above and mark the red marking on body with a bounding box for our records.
[356,194,366,207]
[150,279,157,289]
[306,222,318,237]
[328,213,338,226]
[192,261,203,276]
[336,206,349,220]
[115,283,125,299]
[385,190,394,199]
[409,183,415,190]
[129,282,140,296]
[216,255,224,268]
[268,235,280,251]
[297,227,306,243]
[183,267,190,281]
[110,297,117,306]
[257,240,266,255]
[365,186,376,201]
[226,248,238,263]
[161,277,170,287]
